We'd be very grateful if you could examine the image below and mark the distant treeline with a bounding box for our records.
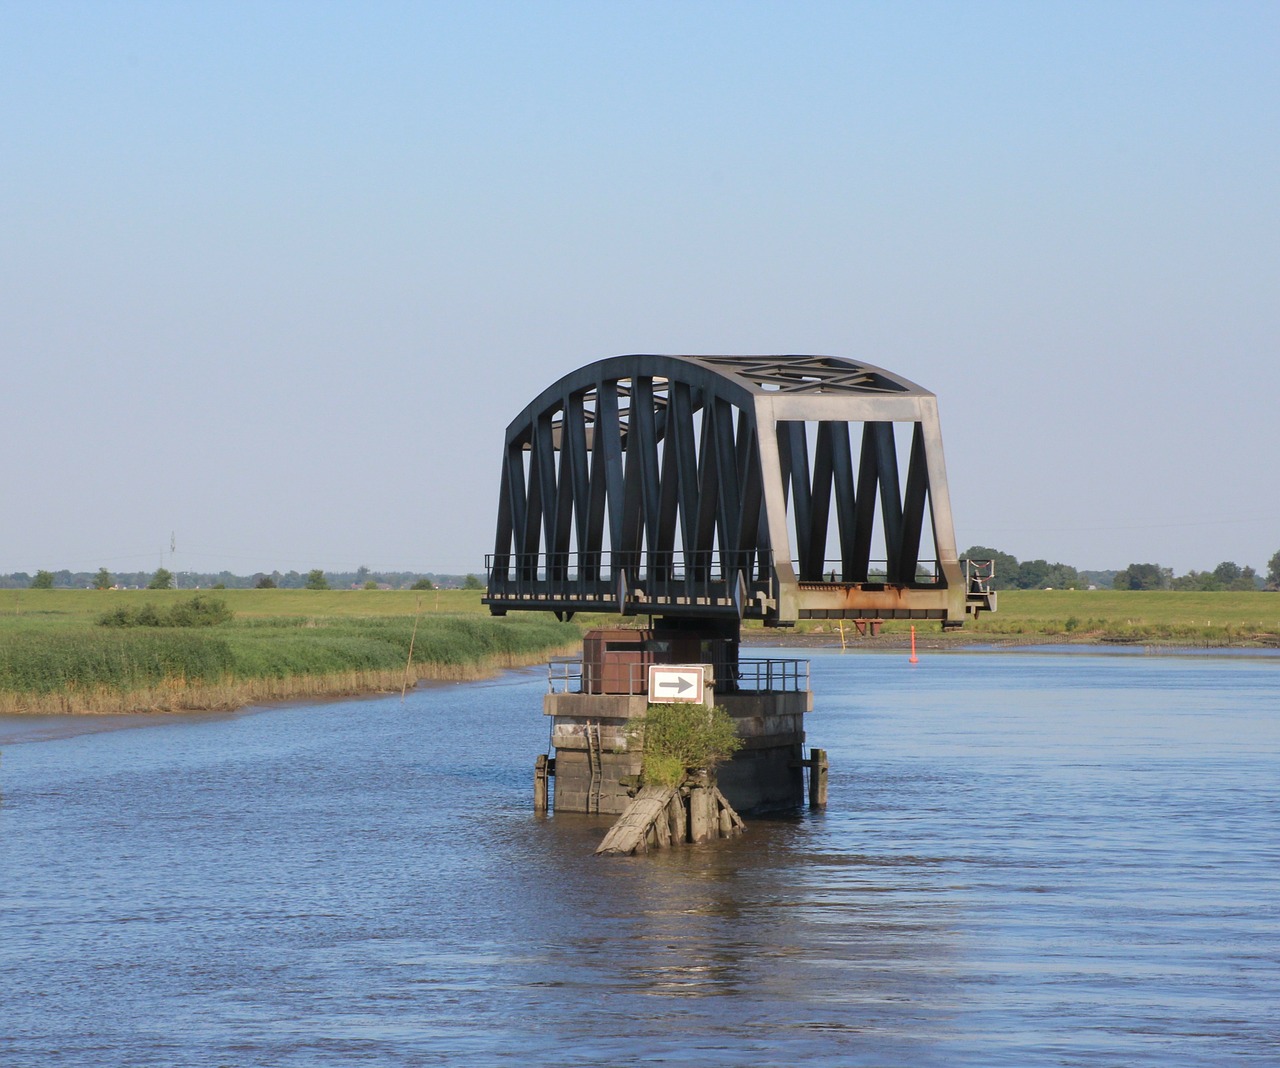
[8,549,1279,593]
[963,546,1279,592]
[0,567,484,591]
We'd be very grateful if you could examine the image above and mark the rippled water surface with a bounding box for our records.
[2,650,1277,1066]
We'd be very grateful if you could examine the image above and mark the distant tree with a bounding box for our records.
[1043,562,1081,589]
[1212,561,1242,587]
[1171,564,1260,592]
[253,573,276,589]
[1113,563,1168,591]
[411,577,434,590]
[1171,570,1218,591]
[363,580,379,590]
[93,567,113,590]
[1233,565,1259,591]
[1268,549,1280,590]
[31,570,55,589]
[1015,559,1050,589]
[462,573,484,590]
[148,567,174,590]
[355,565,371,586]
[960,546,1019,590]
[1009,559,1082,590]
[305,569,329,590]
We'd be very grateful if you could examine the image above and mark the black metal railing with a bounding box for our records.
[547,656,810,696]
[793,558,945,586]
[485,550,775,616]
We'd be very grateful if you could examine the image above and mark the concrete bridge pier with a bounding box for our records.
[485,354,993,831]
[541,626,815,816]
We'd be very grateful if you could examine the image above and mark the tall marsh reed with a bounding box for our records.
[0,614,580,714]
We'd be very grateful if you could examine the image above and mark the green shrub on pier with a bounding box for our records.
[630,702,742,788]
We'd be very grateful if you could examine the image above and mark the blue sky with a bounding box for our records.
[3,1,1277,577]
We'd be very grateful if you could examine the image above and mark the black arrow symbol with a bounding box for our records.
[657,677,693,693]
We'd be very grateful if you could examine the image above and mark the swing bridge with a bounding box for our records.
[483,353,995,628]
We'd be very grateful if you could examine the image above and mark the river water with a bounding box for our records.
[1,649,1277,1066]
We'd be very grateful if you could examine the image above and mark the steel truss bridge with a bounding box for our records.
[484,354,994,627]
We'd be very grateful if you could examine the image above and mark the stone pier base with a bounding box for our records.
[544,689,813,816]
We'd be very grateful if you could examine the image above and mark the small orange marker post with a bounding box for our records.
[909,625,919,664]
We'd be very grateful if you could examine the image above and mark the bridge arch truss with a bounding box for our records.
[485,354,979,626]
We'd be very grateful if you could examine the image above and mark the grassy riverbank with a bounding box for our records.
[965,589,1279,645]
[2,586,1275,714]
[0,589,578,714]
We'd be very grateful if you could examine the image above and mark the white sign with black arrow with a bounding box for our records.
[647,664,707,704]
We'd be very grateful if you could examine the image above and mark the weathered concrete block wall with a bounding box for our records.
[544,689,812,816]
[545,693,644,815]
[551,750,641,814]
[719,691,812,812]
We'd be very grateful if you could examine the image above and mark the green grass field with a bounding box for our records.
[5,587,1275,640]
[0,586,1274,714]
[742,589,1280,645]
[926,589,1279,645]
[973,589,1277,628]
[0,587,491,631]
[0,588,576,714]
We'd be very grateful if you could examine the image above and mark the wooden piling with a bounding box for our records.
[667,791,686,843]
[688,783,713,843]
[653,802,671,848]
[596,786,677,855]
[714,787,746,835]
[595,780,745,856]
[534,754,550,813]
[809,748,828,807]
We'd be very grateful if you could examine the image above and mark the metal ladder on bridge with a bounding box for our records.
[585,721,603,813]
